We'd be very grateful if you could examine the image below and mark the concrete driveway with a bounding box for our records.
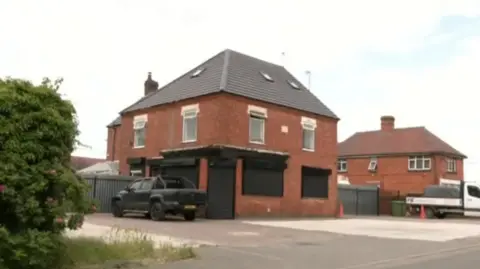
[85,214,342,247]
[86,214,480,269]
[244,217,480,242]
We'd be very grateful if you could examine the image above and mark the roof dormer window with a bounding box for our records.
[260,71,274,82]
[191,68,206,78]
[287,80,300,90]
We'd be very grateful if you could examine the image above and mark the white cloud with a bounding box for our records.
[0,0,479,170]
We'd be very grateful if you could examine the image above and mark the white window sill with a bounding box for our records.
[302,148,315,152]
[338,170,347,173]
[133,145,145,149]
[249,140,265,145]
[408,169,430,171]
[182,139,197,143]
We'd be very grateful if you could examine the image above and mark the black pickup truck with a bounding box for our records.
[111,175,207,221]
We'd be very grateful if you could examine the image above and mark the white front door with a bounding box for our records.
[463,182,480,217]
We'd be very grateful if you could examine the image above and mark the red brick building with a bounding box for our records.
[106,49,339,219]
[337,116,466,195]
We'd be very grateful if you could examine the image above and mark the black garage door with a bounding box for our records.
[206,158,236,219]
[161,166,199,188]
[149,158,200,188]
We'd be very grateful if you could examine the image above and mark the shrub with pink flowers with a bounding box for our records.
[0,77,93,269]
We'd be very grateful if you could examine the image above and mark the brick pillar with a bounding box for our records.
[234,158,243,216]
[198,158,208,191]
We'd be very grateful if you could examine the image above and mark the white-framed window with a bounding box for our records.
[301,116,316,151]
[447,158,457,173]
[181,104,199,142]
[368,157,378,171]
[408,156,431,171]
[248,105,267,144]
[133,114,147,148]
[130,169,143,176]
[337,159,347,172]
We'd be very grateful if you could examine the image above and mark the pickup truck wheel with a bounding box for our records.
[434,212,447,219]
[184,211,196,221]
[425,207,435,219]
[150,202,165,221]
[112,201,124,218]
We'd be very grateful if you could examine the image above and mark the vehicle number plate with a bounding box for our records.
[184,205,196,210]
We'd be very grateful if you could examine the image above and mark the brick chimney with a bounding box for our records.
[380,116,395,131]
[144,72,159,96]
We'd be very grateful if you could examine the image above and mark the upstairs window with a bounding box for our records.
[133,114,147,148]
[408,156,431,171]
[447,158,457,173]
[182,104,199,142]
[337,159,347,172]
[301,117,316,151]
[248,105,267,144]
[368,157,378,172]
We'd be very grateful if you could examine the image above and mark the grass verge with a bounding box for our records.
[62,228,196,268]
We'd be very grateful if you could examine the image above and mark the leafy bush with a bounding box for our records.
[0,77,93,269]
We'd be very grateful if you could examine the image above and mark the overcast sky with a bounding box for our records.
[1,0,479,180]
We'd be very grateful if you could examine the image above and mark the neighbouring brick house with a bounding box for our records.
[71,156,105,170]
[106,49,339,219]
[337,115,466,195]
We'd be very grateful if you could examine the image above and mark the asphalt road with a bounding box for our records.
[157,239,480,269]
[87,214,480,269]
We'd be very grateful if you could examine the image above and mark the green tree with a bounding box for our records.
[0,77,93,269]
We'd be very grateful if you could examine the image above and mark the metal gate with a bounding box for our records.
[338,184,379,215]
[82,175,136,213]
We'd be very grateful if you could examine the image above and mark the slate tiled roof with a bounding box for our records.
[120,49,338,119]
[77,160,119,175]
[107,116,121,127]
[338,127,466,158]
[71,156,106,170]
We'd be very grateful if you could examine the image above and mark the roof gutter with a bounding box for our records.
[338,151,467,159]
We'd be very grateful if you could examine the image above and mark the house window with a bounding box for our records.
[368,157,378,172]
[337,159,347,172]
[447,158,456,173]
[133,114,147,148]
[242,158,285,197]
[248,105,267,144]
[181,104,199,142]
[301,117,316,151]
[301,166,330,199]
[408,156,431,171]
[130,169,143,176]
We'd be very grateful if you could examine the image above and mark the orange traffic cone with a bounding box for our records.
[338,203,344,218]
[419,205,426,219]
